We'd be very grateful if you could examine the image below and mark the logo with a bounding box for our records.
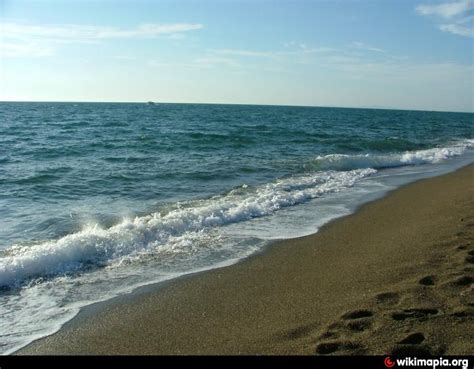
[384,356,396,368]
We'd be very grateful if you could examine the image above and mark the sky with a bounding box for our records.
[0,0,473,112]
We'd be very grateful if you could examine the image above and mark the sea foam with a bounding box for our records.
[311,140,474,171]
[0,168,375,287]
[2,140,473,288]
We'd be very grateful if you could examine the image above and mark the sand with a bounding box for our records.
[18,164,474,355]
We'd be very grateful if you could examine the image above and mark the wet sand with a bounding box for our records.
[18,164,474,355]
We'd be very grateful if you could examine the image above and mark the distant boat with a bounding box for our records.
[147,101,156,105]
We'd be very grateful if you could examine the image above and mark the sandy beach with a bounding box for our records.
[18,164,474,355]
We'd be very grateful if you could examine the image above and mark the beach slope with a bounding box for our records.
[18,165,474,355]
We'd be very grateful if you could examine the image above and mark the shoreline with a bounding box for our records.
[18,164,474,355]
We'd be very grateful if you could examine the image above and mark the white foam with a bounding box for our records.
[2,139,473,288]
[312,139,474,171]
[0,168,376,287]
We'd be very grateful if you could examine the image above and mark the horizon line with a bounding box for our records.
[0,99,472,114]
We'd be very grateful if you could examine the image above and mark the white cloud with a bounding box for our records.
[439,22,474,36]
[210,49,277,58]
[147,42,409,75]
[0,22,203,58]
[283,41,316,50]
[416,0,474,18]
[210,44,333,60]
[148,45,318,71]
[416,0,474,37]
[1,22,203,40]
[148,56,242,69]
[194,56,241,68]
[350,41,385,53]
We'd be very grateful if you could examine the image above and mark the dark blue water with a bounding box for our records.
[0,102,473,353]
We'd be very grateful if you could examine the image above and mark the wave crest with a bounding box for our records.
[0,168,376,287]
[311,140,474,171]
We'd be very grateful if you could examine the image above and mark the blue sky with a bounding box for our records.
[1,0,473,112]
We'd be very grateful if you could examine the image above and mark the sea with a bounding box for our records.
[0,102,473,354]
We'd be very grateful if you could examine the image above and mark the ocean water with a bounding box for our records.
[0,102,473,353]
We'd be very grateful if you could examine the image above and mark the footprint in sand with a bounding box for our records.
[391,344,440,356]
[419,275,436,286]
[314,310,375,354]
[341,309,374,319]
[398,332,425,344]
[452,308,474,318]
[345,318,373,332]
[323,309,375,333]
[456,242,472,251]
[340,309,374,332]
[315,341,341,354]
[450,276,474,287]
[391,332,447,356]
[463,251,474,270]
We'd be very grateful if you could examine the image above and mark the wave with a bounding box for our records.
[0,168,375,287]
[1,139,472,288]
[310,139,474,171]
